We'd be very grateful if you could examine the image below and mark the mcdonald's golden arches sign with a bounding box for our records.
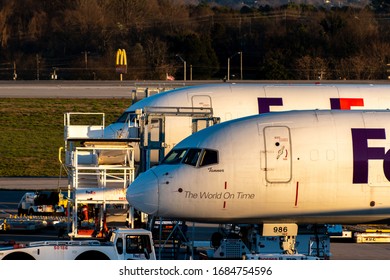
[116,49,127,74]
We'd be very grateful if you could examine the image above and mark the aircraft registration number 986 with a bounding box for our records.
[262,223,298,236]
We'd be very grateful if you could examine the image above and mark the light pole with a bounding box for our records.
[13,61,17,80]
[176,54,186,81]
[239,51,243,80]
[82,51,90,69]
[227,57,230,81]
[227,51,242,81]
[36,54,40,80]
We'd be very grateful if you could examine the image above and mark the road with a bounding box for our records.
[0,80,205,98]
[0,80,214,98]
[0,80,388,98]
[0,80,136,98]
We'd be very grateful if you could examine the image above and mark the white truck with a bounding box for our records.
[17,192,66,216]
[0,228,156,260]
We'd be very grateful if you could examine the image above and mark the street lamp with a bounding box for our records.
[239,51,243,80]
[176,54,186,81]
[227,51,242,81]
[82,50,90,69]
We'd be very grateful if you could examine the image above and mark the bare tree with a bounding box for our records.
[0,1,49,48]
[63,0,105,34]
[127,43,147,80]
[295,55,328,80]
[143,37,170,79]
[295,55,312,80]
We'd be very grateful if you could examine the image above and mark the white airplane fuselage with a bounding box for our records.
[104,83,390,161]
[127,110,390,224]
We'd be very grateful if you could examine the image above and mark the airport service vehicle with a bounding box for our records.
[127,110,390,256]
[17,192,66,216]
[0,228,156,260]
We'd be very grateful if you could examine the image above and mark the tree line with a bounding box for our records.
[0,0,390,80]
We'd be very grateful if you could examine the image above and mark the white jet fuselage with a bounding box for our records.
[128,110,390,224]
[104,83,390,161]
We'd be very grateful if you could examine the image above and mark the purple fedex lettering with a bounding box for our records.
[257,97,283,114]
[352,128,390,183]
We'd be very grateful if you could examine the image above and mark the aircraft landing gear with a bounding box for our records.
[280,235,297,254]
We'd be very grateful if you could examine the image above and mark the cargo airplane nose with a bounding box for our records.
[126,170,158,215]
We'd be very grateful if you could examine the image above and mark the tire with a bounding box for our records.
[75,250,110,260]
[17,208,24,216]
[2,252,35,260]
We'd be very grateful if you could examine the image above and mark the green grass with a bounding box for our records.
[0,98,132,176]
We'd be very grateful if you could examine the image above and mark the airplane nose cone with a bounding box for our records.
[127,170,158,215]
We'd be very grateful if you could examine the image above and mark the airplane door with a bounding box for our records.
[147,117,164,151]
[191,95,216,133]
[191,95,212,108]
[139,116,165,171]
[264,126,292,183]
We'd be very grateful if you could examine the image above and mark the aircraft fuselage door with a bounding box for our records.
[264,126,292,183]
[147,117,164,150]
[141,116,165,169]
[191,95,214,133]
[191,95,212,108]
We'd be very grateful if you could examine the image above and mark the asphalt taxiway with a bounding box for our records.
[330,241,390,260]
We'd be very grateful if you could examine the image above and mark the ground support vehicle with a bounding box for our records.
[346,225,390,243]
[196,233,328,260]
[152,222,330,260]
[0,217,47,231]
[0,228,156,260]
[0,215,69,232]
[17,192,66,216]
[63,112,135,238]
[328,224,390,243]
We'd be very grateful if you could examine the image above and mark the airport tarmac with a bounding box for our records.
[330,241,390,260]
[0,177,68,191]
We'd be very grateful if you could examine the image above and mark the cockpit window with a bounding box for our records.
[116,112,137,123]
[183,149,201,166]
[161,149,187,164]
[161,148,218,167]
[199,149,218,167]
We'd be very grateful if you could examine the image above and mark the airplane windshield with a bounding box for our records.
[116,112,137,123]
[183,149,202,166]
[199,149,218,166]
[161,149,187,164]
[161,148,218,167]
